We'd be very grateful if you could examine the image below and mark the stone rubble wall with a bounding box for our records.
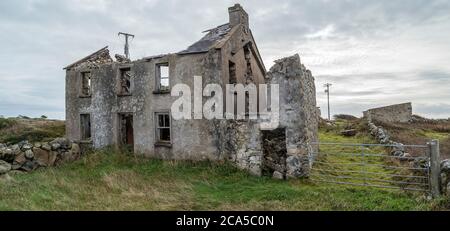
[440,160,450,195]
[0,138,81,176]
[227,120,263,176]
[265,54,318,179]
[363,103,412,123]
[368,119,450,195]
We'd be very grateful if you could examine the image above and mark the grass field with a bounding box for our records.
[1,120,448,211]
[0,117,65,144]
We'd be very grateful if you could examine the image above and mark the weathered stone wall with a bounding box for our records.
[363,103,412,123]
[265,54,318,178]
[0,138,81,175]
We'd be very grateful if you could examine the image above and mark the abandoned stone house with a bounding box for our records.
[64,4,319,178]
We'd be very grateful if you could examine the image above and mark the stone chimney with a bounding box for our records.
[228,4,249,28]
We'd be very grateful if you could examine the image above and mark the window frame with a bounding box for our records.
[155,63,170,94]
[154,112,172,145]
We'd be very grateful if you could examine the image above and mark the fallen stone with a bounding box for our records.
[0,160,12,174]
[272,171,284,180]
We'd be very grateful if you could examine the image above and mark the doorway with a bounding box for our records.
[119,113,134,151]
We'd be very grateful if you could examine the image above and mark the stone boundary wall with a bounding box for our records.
[367,119,450,195]
[364,103,412,123]
[0,138,81,176]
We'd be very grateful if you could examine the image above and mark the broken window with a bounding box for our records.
[156,63,170,92]
[119,68,131,95]
[155,112,171,143]
[80,114,91,140]
[80,72,91,97]
[229,61,237,84]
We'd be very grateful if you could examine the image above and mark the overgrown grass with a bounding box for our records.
[0,148,446,210]
[0,118,65,144]
[0,118,447,211]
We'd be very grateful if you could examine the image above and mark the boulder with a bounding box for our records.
[21,142,33,151]
[0,148,14,162]
[41,143,51,151]
[0,160,11,174]
[272,171,284,180]
[33,142,42,149]
[13,152,27,168]
[25,149,34,159]
[21,160,39,172]
[50,142,61,151]
[50,138,71,150]
[441,159,450,173]
[33,148,56,167]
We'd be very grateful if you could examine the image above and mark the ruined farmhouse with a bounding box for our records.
[64,4,319,178]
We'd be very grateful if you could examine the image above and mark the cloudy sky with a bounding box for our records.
[1,0,450,119]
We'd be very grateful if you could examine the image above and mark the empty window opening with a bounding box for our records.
[81,72,91,96]
[157,63,170,92]
[229,61,237,84]
[119,68,131,95]
[80,114,91,140]
[156,113,171,143]
[244,44,253,83]
[262,128,287,178]
[119,113,134,150]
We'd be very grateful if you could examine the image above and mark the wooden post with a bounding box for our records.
[429,140,441,197]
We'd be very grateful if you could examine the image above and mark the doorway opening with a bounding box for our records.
[119,113,134,151]
[262,128,287,177]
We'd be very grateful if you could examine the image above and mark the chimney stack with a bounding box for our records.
[228,4,249,28]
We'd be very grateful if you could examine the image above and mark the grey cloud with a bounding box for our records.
[0,0,449,119]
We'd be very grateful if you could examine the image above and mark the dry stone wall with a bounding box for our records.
[0,138,81,176]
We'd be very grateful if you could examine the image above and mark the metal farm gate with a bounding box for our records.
[309,140,441,196]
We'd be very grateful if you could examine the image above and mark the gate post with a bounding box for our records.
[429,140,441,197]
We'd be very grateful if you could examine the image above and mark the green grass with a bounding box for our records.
[0,119,447,211]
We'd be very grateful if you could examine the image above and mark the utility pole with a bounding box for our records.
[118,32,135,59]
[324,83,332,121]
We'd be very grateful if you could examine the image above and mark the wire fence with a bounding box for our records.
[309,142,432,193]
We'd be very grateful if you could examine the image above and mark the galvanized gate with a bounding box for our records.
[309,140,441,196]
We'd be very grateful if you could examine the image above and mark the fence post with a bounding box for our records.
[429,140,441,197]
